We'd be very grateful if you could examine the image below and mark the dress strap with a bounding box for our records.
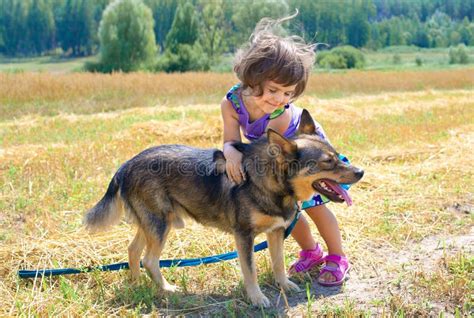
[269,104,289,120]
[226,83,242,112]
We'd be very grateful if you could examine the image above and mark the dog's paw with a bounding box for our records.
[247,288,270,308]
[128,277,141,286]
[162,282,180,293]
[277,278,300,292]
[248,290,271,308]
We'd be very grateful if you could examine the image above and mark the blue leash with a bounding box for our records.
[18,213,301,279]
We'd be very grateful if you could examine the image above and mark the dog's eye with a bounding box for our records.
[320,158,336,169]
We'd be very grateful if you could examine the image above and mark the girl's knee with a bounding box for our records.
[306,204,330,215]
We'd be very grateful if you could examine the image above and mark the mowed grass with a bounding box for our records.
[0,70,473,316]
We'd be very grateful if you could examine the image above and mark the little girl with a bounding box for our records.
[221,13,350,286]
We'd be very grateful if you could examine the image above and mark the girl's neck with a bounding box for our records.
[241,87,266,122]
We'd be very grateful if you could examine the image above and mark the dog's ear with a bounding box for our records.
[267,129,297,155]
[212,150,226,173]
[297,109,316,135]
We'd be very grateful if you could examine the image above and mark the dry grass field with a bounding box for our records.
[0,69,473,316]
[1,68,473,119]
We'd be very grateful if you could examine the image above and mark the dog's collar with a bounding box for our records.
[295,201,302,212]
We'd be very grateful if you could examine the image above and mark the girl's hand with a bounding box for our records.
[221,98,245,184]
[224,144,246,184]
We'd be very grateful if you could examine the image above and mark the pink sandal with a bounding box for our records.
[288,243,326,274]
[317,254,350,286]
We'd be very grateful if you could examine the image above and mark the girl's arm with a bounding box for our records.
[221,98,246,183]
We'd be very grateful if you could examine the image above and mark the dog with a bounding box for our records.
[84,109,364,307]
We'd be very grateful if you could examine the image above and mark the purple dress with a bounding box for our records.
[226,83,328,141]
[226,83,335,208]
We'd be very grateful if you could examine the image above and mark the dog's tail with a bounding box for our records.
[83,171,124,233]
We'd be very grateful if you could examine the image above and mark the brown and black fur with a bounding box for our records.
[84,110,364,307]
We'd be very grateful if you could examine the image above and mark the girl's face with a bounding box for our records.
[253,81,297,114]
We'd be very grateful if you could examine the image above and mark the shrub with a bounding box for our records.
[415,56,423,66]
[84,60,117,73]
[449,44,469,64]
[393,54,402,64]
[156,43,209,72]
[316,46,365,69]
[318,53,347,69]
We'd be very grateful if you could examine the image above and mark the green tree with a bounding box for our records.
[144,0,177,52]
[316,1,346,46]
[386,17,404,45]
[57,0,74,54]
[347,11,369,47]
[89,0,111,53]
[346,0,374,48]
[0,2,6,52]
[367,24,382,49]
[412,24,430,47]
[27,0,55,54]
[159,2,208,72]
[57,0,95,56]
[1,0,29,55]
[426,11,451,47]
[287,0,319,42]
[165,1,198,52]
[459,17,473,45]
[197,0,226,65]
[231,0,289,46]
[98,0,157,72]
[76,0,96,55]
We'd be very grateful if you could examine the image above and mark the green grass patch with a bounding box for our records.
[0,55,98,73]
[363,46,474,71]
[2,47,474,74]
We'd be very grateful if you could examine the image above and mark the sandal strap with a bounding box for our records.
[299,243,324,259]
[289,243,325,273]
[324,254,348,268]
[319,266,345,282]
[318,254,350,283]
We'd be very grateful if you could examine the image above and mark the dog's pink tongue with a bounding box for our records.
[324,180,352,206]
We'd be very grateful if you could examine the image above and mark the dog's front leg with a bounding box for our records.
[266,228,300,292]
[234,232,270,307]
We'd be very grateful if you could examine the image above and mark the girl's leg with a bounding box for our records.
[290,214,317,250]
[288,215,325,274]
[305,205,345,283]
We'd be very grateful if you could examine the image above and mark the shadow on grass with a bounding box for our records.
[109,272,343,316]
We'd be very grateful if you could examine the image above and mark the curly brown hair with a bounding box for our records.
[233,10,316,100]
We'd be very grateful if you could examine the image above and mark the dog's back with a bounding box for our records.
[83,109,364,307]
[84,145,233,233]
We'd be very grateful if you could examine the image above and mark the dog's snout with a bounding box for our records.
[354,169,364,179]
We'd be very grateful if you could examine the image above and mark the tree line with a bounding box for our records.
[0,0,473,68]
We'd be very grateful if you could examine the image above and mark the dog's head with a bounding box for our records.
[266,109,364,205]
